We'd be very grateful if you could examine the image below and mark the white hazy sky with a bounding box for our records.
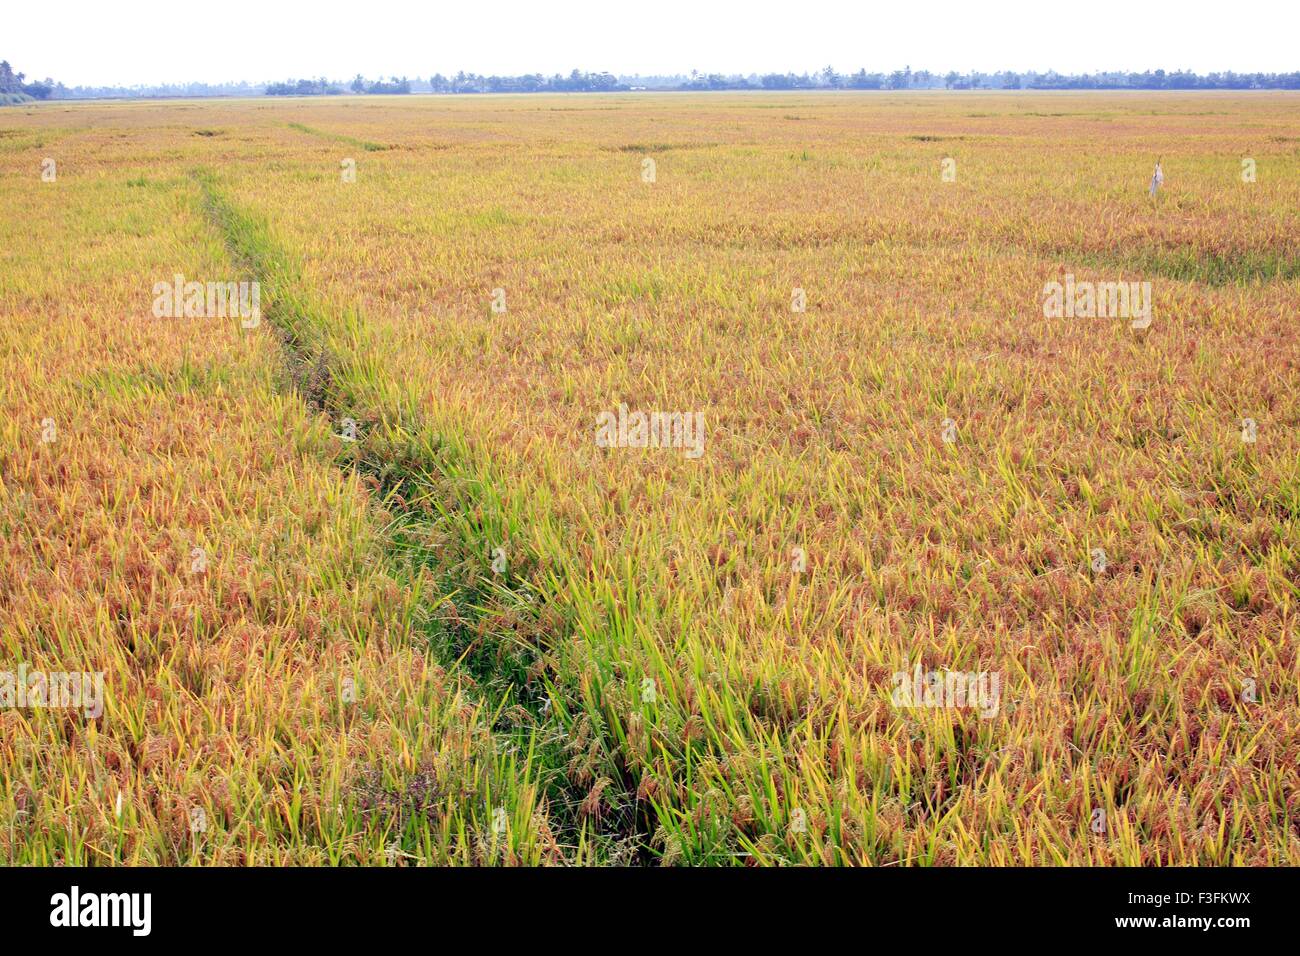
[8,0,1297,87]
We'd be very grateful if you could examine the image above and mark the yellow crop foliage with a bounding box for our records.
[2,91,1297,865]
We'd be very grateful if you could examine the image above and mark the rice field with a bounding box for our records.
[2,91,1298,865]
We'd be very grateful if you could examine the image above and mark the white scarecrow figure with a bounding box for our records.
[1149,159,1164,197]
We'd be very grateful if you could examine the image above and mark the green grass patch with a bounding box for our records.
[287,121,390,152]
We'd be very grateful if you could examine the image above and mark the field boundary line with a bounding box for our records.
[285,121,390,152]
[190,168,654,862]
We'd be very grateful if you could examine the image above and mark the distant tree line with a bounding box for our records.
[265,78,343,96]
[7,57,1300,102]
[2,58,265,100]
[413,67,1300,93]
[0,60,56,102]
[264,75,413,95]
[425,70,621,93]
[351,76,412,95]
[676,67,1300,91]
[307,67,1300,95]
[265,71,618,95]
